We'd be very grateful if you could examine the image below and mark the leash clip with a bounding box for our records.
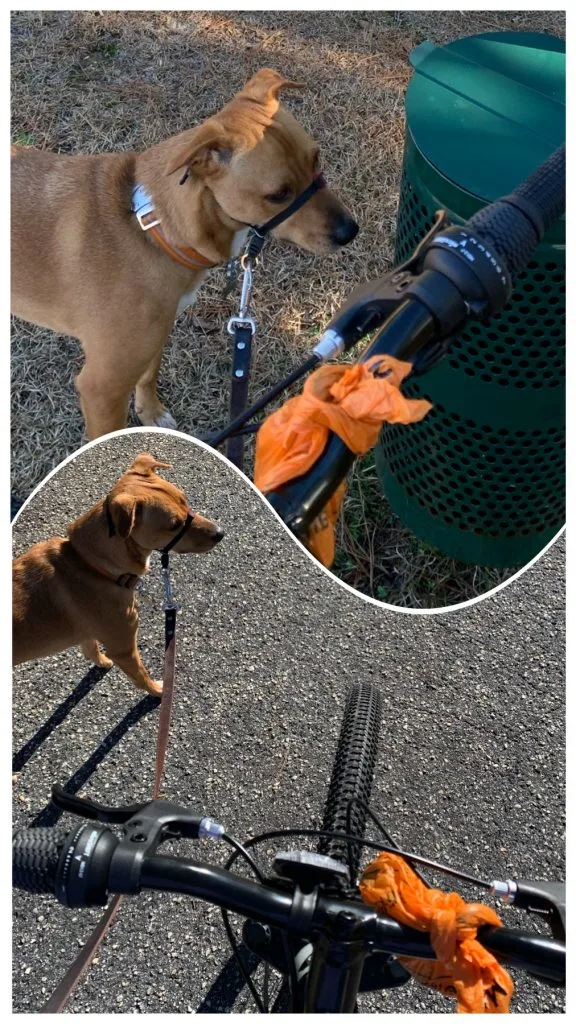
[227,315,256,336]
[238,256,254,316]
[161,560,181,612]
[226,255,256,337]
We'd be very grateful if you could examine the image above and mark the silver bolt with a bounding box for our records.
[235,370,244,378]
[237,341,246,350]
[490,879,518,902]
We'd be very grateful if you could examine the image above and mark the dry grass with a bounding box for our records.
[11,9,565,606]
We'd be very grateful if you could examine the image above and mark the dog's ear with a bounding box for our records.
[128,453,172,476]
[166,71,303,179]
[239,68,304,110]
[166,122,233,178]
[109,494,141,539]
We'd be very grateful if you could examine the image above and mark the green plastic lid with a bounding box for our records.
[406,31,565,203]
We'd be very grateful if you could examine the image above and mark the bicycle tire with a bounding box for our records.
[318,682,382,883]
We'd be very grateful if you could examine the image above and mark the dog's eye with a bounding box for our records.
[266,186,293,204]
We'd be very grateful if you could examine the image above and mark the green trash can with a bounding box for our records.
[375,32,565,567]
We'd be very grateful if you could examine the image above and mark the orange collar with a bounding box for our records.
[133,184,218,271]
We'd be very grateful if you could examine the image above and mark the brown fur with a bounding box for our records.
[11,69,358,439]
[12,454,224,696]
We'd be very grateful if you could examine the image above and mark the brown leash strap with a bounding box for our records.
[40,606,178,1012]
[154,606,178,798]
[39,894,124,1013]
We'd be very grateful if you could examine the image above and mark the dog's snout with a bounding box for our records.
[330,214,359,247]
[213,529,225,544]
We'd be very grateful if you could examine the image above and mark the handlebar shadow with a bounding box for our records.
[196,946,262,1013]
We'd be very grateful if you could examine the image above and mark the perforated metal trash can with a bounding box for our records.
[374,32,565,567]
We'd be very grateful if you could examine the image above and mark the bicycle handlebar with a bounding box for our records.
[464,144,565,280]
[264,145,565,536]
[12,825,566,987]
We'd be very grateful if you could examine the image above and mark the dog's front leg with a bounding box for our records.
[77,318,174,440]
[98,611,163,697]
[103,641,164,697]
[81,638,113,669]
[75,360,134,440]
[135,349,177,429]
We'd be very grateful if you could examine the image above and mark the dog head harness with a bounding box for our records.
[103,495,194,587]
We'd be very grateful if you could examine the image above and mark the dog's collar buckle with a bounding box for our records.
[116,573,139,590]
[131,184,216,269]
[137,210,161,232]
[132,185,161,231]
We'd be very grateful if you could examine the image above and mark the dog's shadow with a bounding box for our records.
[13,665,159,827]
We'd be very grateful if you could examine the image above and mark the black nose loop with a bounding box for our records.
[160,511,194,561]
[246,173,327,259]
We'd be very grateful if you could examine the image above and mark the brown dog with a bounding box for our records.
[13,453,223,696]
[11,68,358,439]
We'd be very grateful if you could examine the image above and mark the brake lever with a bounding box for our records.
[51,784,148,824]
[315,210,450,358]
[493,877,566,942]
[514,880,566,943]
[51,784,225,845]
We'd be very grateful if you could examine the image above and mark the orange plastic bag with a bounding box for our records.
[254,355,432,566]
[359,852,513,1013]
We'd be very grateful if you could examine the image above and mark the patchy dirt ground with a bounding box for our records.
[11,9,565,606]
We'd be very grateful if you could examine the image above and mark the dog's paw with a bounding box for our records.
[145,679,164,698]
[96,653,114,670]
[153,410,178,429]
[135,402,178,430]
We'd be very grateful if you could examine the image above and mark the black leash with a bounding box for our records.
[221,174,326,470]
[154,547,180,800]
[208,352,320,449]
[155,511,194,795]
[206,210,460,455]
[225,260,257,471]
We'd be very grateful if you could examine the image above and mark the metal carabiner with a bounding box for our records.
[238,257,254,319]
[161,562,181,612]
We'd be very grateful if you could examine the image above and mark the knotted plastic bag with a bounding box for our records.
[359,852,513,1013]
[254,355,432,566]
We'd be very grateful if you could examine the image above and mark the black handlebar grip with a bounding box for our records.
[13,827,68,895]
[510,144,566,234]
[465,145,565,282]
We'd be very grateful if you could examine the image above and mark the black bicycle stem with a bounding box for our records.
[264,144,565,541]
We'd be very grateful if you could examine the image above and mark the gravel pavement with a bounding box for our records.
[12,430,565,1013]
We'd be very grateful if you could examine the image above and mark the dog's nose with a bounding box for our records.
[213,529,225,543]
[330,214,359,247]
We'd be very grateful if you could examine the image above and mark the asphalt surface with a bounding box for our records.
[12,431,565,1014]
